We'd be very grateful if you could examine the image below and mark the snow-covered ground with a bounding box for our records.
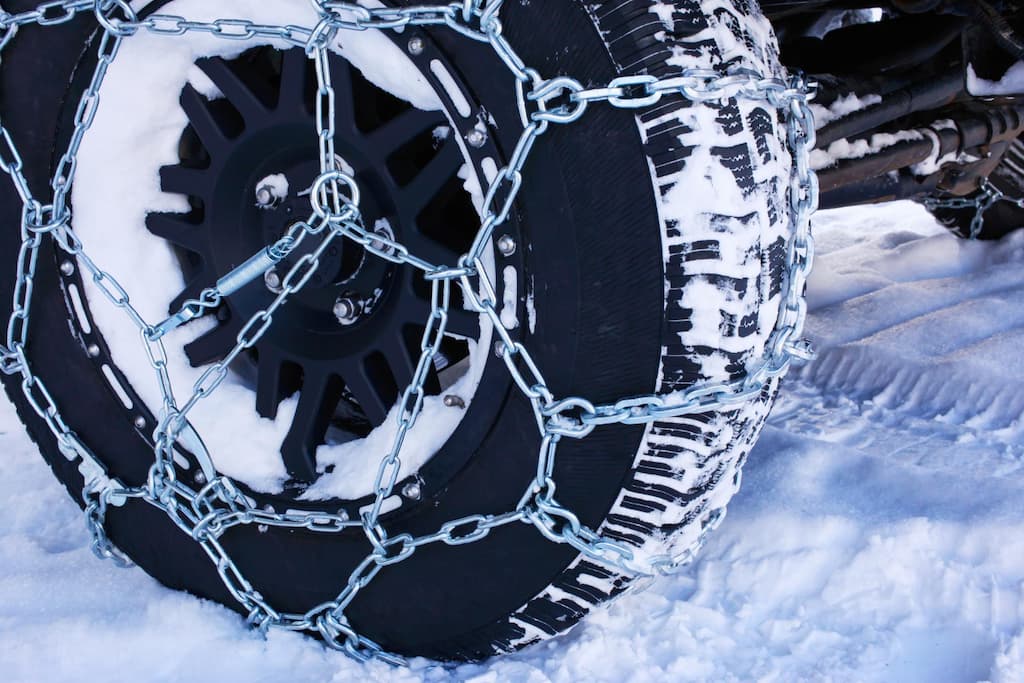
[2,201,1023,681]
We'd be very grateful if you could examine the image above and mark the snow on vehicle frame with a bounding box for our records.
[0,0,1018,665]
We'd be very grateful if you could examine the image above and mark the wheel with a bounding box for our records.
[0,0,794,661]
[926,138,1024,240]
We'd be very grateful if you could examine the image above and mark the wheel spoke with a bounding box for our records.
[400,228,463,271]
[277,47,309,113]
[329,58,356,129]
[384,337,416,392]
[444,308,481,339]
[367,106,444,158]
[183,320,238,367]
[196,57,271,120]
[255,349,297,420]
[399,140,462,213]
[385,334,441,397]
[179,84,230,154]
[339,359,391,427]
[145,212,205,254]
[279,371,344,482]
[159,165,210,198]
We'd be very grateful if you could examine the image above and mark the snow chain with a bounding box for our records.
[0,0,818,664]
[924,177,1024,239]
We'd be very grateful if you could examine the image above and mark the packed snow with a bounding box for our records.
[2,201,1023,681]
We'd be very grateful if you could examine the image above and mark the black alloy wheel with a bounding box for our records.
[148,43,519,492]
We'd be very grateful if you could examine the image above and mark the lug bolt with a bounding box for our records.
[494,340,506,358]
[407,36,425,55]
[467,128,487,148]
[194,471,207,486]
[86,344,100,358]
[443,394,465,409]
[333,297,359,325]
[369,222,395,254]
[133,415,147,430]
[264,268,282,292]
[255,185,275,208]
[258,504,274,533]
[402,481,422,501]
[59,260,75,276]
[497,235,516,256]
[336,509,350,522]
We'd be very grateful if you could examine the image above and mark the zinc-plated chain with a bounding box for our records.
[923,177,1024,239]
[0,0,817,664]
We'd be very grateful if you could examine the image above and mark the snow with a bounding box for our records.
[810,92,882,128]
[968,62,1024,97]
[525,275,537,334]
[255,173,289,206]
[4,201,1024,680]
[500,265,518,330]
[810,130,924,171]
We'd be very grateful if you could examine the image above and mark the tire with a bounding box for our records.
[0,0,792,661]
[926,138,1024,240]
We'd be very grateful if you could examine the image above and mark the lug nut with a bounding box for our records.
[494,340,507,358]
[369,221,395,254]
[467,128,487,148]
[255,185,275,208]
[407,36,424,55]
[402,481,422,501]
[59,260,75,276]
[194,471,207,486]
[333,297,360,325]
[133,415,147,430]
[497,235,516,256]
[258,504,274,533]
[264,268,282,292]
[86,344,100,358]
[443,394,465,409]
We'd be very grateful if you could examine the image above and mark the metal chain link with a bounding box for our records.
[924,177,1024,239]
[0,0,817,663]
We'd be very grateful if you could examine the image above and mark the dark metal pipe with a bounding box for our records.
[817,137,937,194]
[819,172,941,209]
[818,103,1024,208]
[816,71,964,147]
[784,15,963,76]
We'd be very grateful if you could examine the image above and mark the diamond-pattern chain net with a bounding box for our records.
[0,0,817,663]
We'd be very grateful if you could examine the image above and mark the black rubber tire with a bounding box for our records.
[0,0,791,660]
[927,138,1024,240]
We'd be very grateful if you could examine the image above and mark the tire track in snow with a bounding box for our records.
[785,202,1024,460]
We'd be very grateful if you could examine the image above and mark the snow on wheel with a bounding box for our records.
[0,0,811,661]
